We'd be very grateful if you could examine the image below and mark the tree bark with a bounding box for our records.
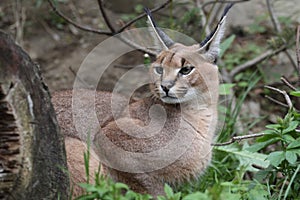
[0,31,69,199]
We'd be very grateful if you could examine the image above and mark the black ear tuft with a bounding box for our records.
[144,7,175,49]
[197,3,234,63]
[200,3,234,48]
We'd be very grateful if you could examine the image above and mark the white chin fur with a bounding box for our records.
[160,88,198,104]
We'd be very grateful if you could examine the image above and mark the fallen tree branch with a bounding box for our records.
[265,85,293,109]
[229,45,286,78]
[281,76,297,91]
[296,25,300,80]
[266,0,297,72]
[212,133,265,146]
[266,0,281,33]
[265,94,289,108]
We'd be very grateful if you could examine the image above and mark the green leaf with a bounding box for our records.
[220,35,236,58]
[248,186,269,200]
[246,137,280,152]
[78,183,102,193]
[182,192,210,200]
[287,138,300,149]
[267,151,285,167]
[290,91,300,97]
[237,81,249,88]
[283,134,296,143]
[283,121,299,134]
[173,192,182,200]
[285,151,297,164]
[157,196,166,200]
[215,144,269,171]
[114,182,129,190]
[164,184,174,199]
[219,83,236,95]
[266,124,281,130]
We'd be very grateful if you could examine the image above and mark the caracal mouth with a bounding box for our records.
[160,95,182,104]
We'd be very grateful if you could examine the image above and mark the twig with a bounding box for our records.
[296,25,300,80]
[47,0,168,56]
[38,19,60,41]
[195,0,210,35]
[266,0,298,72]
[265,95,289,108]
[266,0,281,33]
[97,0,115,32]
[281,76,297,91]
[229,46,286,78]
[212,133,265,146]
[14,0,26,46]
[265,85,293,109]
[47,0,112,35]
[114,64,136,69]
[116,34,158,56]
[68,66,92,89]
[202,0,249,10]
[254,78,299,90]
[117,0,172,33]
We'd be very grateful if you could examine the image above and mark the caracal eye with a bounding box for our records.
[154,66,164,75]
[179,66,194,75]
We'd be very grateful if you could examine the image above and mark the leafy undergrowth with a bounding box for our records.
[63,3,299,200]
[73,95,300,200]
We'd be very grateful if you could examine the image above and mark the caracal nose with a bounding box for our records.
[161,80,175,94]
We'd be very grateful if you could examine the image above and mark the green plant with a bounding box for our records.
[247,107,300,199]
[73,132,152,200]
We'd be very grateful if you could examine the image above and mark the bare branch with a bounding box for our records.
[265,95,289,108]
[229,46,286,78]
[47,0,159,56]
[195,0,210,35]
[281,76,297,91]
[266,0,298,72]
[47,0,113,35]
[114,64,135,69]
[68,66,93,89]
[117,0,172,34]
[265,85,293,109]
[296,25,300,80]
[202,0,249,10]
[212,133,265,146]
[254,77,299,90]
[116,34,158,56]
[266,0,281,33]
[97,0,115,32]
[38,19,60,41]
[14,0,26,46]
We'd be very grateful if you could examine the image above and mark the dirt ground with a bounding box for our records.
[1,0,296,92]
[1,0,149,95]
[1,0,299,132]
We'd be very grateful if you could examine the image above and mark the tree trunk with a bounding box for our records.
[0,31,69,199]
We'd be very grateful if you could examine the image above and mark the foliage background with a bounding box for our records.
[1,0,300,199]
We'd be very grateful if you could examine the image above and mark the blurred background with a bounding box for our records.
[1,0,300,199]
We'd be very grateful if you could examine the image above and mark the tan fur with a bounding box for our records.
[52,30,223,199]
[64,137,99,197]
[52,90,128,197]
[93,44,219,196]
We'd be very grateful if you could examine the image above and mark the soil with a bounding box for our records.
[1,0,298,133]
[0,0,149,95]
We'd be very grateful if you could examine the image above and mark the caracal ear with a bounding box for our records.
[193,3,234,63]
[144,8,174,52]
